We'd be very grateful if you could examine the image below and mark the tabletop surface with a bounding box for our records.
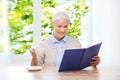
[0,65,120,80]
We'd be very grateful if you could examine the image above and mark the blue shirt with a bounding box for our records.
[50,35,69,66]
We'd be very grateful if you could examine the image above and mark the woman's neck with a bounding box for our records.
[53,34,65,41]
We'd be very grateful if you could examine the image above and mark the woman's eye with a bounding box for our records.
[64,25,68,28]
[57,25,62,28]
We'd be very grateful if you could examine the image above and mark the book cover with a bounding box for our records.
[58,42,102,72]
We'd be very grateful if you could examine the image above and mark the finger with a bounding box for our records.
[90,63,97,67]
[90,63,95,66]
[93,56,99,58]
[92,56,100,61]
[90,61,100,65]
[92,58,99,61]
[30,48,35,52]
[93,56,99,59]
[91,61,99,64]
[30,49,36,56]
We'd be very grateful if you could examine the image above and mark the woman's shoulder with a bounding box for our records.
[39,38,50,46]
[67,36,79,42]
[67,36,81,47]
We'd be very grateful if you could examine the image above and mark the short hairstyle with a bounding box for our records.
[52,11,70,23]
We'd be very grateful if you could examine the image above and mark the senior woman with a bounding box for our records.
[30,11,100,68]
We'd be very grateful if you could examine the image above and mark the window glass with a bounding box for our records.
[8,0,33,54]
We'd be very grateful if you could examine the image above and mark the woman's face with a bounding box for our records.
[52,18,69,41]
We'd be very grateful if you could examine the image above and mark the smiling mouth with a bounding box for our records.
[59,33,65,36]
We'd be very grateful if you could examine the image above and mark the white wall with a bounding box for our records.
[92,0,120,66]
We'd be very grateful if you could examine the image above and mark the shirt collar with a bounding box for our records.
[50,35,68,44]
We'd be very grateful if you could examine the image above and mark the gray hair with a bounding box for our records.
[52,11,70,23]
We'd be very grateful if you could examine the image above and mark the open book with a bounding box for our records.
[58,42,102,72]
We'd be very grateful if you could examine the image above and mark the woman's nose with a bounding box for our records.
[60,28,65,32]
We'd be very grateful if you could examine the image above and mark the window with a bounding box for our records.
[8,0,89,55]
[8,0,33,54]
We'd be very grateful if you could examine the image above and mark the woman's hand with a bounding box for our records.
[30,48,38,66]
[30,48,36,58]
[90,56,101,67]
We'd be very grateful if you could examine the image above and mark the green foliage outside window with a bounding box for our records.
[8,0,89,54]
[8,0,33,54]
